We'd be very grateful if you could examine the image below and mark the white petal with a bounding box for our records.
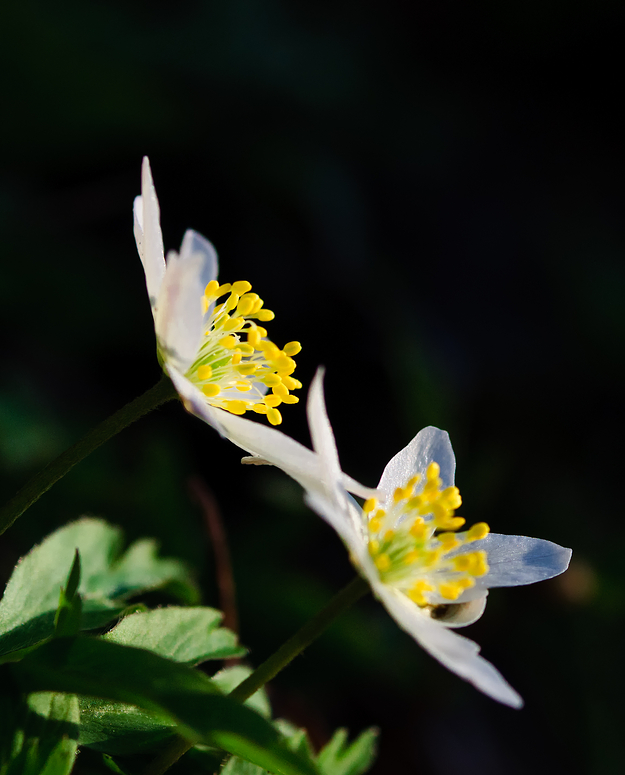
[452,534,572,589]
[134,157,165,312]
[178,229,219,290]
[377,426,456,496]
[374,583,523,708]
[155,250,206,374]
[166,371,377,501]
[307,369,343,491]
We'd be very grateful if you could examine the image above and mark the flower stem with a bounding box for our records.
[141,575,370,775]
[0,375,178,536]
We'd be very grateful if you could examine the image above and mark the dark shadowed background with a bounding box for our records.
[1,1,624,773]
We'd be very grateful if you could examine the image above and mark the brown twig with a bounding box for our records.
[188,476,239,640]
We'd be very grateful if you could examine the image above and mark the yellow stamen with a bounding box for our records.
[267,407,282,425]
[283,341,302,356]
[197,364,213,380]
[202,384,221,397]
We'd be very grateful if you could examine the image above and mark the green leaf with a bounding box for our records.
[11,637,317,775]
[78,607,246,753]
[1,692,79,775]
[0,519,195,658]
[54,551,82,639]
[104,607,245,664]
[212,666,272,720]
[316,728,378,775]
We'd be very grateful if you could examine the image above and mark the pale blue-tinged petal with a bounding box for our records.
[451,534,572,589]
[179,229,219,290]
[377,426,456,496]
[166,368,376,501]
[155,250,206,374]
[373,583,523,708]
[134,157,165,313]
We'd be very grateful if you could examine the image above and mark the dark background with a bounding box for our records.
[1,1,623,773]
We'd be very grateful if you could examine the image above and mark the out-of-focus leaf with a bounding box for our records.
[1,692,79,775]
[316,728,378,775]
[54,551,82,639]
[11,637,317,775]
[0,519,195,658]
[79,607,246,753]
[212,665,271,720]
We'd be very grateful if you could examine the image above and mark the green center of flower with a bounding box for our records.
[186,279,302,425]
[363,462,490,605]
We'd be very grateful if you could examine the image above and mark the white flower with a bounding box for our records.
[133,157,375,502]
[300,369,572,708]
[134,156,303,429]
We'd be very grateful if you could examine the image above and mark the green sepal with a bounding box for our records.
[316,728,379,775]
[10,636,317,775]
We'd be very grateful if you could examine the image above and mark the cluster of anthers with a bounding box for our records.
[363,462,490,605]
[186,280,302,425]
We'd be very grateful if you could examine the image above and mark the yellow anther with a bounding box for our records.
[237,363,257,376]
[283,341,302,356]
[236,383,252,392]
[231,281,252,296]
[409,518,427,539]
[383,530,395,542]
[215,282,232,298]
[237,343,255,356]
[252,298,264,313]
[264,395,282,408]
[197,364,213,380]
[404,550,420,564]
[236,296,256,317]
[472,551,489,576]
[393,487,406,504]
[368,540,380,555]
[223,317,244,332]
[407,495,424,511]
[423,549,442,568]
[426,462,441,480]
[275,356,296,375]
[441,486,462,509]
[407,474,421,489]
[363,498,377,514]
[467,522,490,542]
[252,404,268,414]
[204,280,220,298]
[225,293,239,312]
[272,382,289,398]
[368,517,382,533]
[220,335,238,349]
[437,533,459,551]
[247,327,261,348]
[375,554,391,572]
[231,351,243,365]
[201,296,209,314]
[267,407,282,425]
[281,375,299,390]
[255,326,268,338]
[202,384,221,397]
[256,309,275,321]
[263,374,282,387]
[438,582,464,601]
[453,554,473,572]
[281,395,299,404]
[222,400,247,415]
[407,580,434,606]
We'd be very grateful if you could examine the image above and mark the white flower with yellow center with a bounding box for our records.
[301,370,572,708]
[134,156,302,429]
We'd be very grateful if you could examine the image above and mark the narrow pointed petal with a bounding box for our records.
[307,369,343,492]
[375,584,523,708]
[179,229,219,290]
[167,368,377,501]
[155,251,207,374]
[452,534,572,589]
[377,426,456,496]
[134,157,165,312]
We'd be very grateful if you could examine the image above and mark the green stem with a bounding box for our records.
[141,575,370,775]
[0,375,177,535]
